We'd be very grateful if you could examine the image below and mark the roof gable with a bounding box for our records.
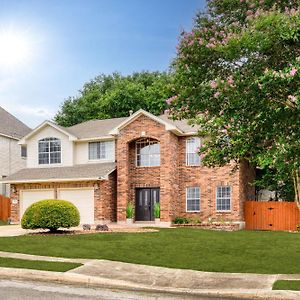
[109,109,184,135]
[19,120,78,144]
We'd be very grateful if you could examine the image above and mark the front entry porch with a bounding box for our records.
[135,188,160,221]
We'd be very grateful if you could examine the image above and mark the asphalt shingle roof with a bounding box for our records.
[3,162,116,183]
[67,117,127,139]
[64,114,196,139]
[0,106,31,139]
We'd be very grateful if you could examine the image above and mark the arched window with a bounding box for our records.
[38,137,61,165]
[136,138,160,167]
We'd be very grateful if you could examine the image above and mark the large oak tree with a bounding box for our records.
[55,71,173,127]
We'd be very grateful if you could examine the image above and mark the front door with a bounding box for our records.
[135,188,160,221]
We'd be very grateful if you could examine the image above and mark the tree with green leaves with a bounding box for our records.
[55,71,173,127]
[169,0,300,202]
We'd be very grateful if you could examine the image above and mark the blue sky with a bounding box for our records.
[0,0,205,128]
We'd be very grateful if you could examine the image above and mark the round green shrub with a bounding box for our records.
[21,199,80,232]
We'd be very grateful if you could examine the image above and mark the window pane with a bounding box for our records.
[39,141,49,152]
[99,142,106,159]
[89,141,109,160]
[216,186,231,211]
[136,138,160,167]
[50,152,61,164]
[21,146,27,158]
[39,153,49,164]
[89,142,98,159]
[186,138,201,166]
[186,187,200,212]
[38,137,61,165]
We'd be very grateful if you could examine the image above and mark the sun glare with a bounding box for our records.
[0,29,33,68]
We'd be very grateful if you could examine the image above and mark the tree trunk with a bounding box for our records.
[292,168,300,208]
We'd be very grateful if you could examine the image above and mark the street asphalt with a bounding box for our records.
[0,279,245,300]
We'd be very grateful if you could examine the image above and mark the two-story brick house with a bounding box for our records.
[4,109,255,227]
[0,107,31,196]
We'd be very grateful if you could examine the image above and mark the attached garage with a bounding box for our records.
[57,188,94,224]
[20,189,55,218]
[4,162,116,224]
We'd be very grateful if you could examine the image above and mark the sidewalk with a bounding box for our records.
[0,251,299,299]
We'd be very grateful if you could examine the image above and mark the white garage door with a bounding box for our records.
[20,189,55,218]
[57,188,94,224]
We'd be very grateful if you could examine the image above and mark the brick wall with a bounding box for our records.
[117,115,178,222]
[177,137,242,222]
[116,114,254,224]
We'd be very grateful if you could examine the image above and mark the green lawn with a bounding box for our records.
[0,228,299,274]
[0,221,8,226]
[0,257,81,272]
[273,280,300,291]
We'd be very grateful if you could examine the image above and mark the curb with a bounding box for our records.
[1,267,300,300]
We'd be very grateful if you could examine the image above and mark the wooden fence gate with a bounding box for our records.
[244,201,300,231]
[0,195,11,221]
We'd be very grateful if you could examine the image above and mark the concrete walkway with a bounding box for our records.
[0,251,299,299]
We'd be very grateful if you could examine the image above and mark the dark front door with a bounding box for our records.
[135,188,160,221]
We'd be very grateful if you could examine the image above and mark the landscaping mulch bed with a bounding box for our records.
[28,227,159,236]
[172,223,240,231]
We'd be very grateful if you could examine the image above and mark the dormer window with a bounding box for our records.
[38,137,61,165]
[136,138,160,167]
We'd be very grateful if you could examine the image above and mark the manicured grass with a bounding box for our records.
[0,257,81,272]
[273,280,300,291]
[0,228,299,274]
[0,221,8,226]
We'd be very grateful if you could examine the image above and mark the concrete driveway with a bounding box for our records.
[0,225,32,237]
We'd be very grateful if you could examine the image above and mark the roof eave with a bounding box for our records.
[76,136,116,142]
[2,177,102,184]
[0,133,20,141]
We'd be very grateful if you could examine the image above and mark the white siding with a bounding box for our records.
[0,135,26,196]
[26,125,74,168]
[74,140,115,164]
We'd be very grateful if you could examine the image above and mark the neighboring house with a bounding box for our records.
[4,109,255,227]
[0,107,31,196]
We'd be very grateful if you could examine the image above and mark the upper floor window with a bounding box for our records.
[21,146,27,159]
[89,140,114,160]
[216,186,231,211]
[186,137,201,166]
[38,137,61,165]
[136,138,160,167]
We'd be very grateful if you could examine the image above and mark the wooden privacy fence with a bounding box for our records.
[0,195,11,221]
[245,201,300,231]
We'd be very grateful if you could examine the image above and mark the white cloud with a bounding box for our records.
[13,105,55,119]
[0,97,55,128]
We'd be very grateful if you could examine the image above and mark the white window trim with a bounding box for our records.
[186,187,201,212]
[135,138,160,167]
[216,186,232,212]
[38,137,62,166]
[186,137,201,166]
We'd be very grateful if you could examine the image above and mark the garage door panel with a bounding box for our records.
[57,189,94,224]
[21,190,55,217]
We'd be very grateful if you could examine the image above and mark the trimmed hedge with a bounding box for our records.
[21,199,80,231]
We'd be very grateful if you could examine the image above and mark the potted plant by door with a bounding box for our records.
[154,203,160,224]
[126,202,134,224]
